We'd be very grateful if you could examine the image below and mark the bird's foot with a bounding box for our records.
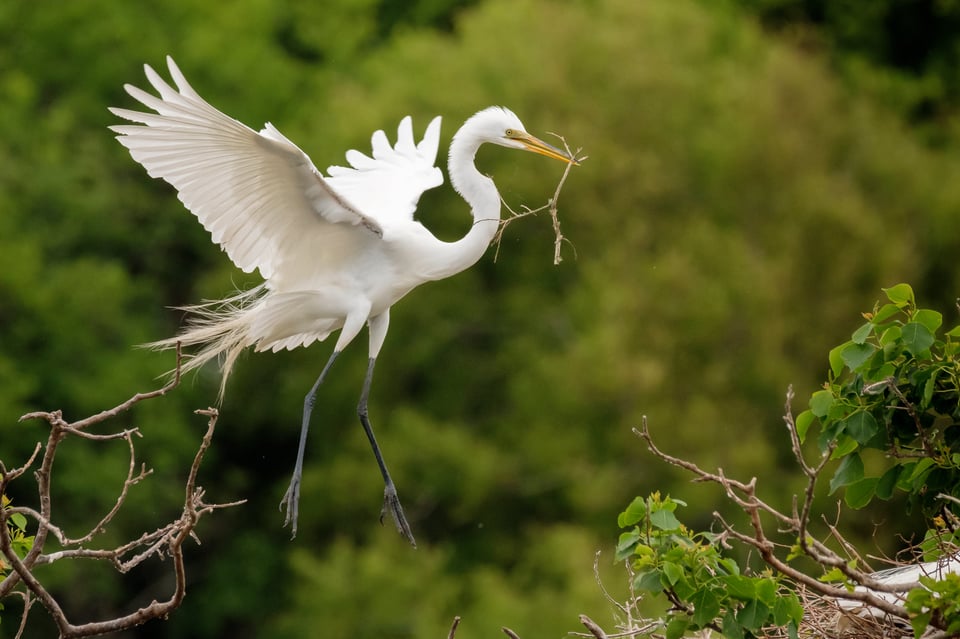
[279,475,301,539]
[380,483,416,548]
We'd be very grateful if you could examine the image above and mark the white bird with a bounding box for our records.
[109,56,577,545]
[838,553,960,614]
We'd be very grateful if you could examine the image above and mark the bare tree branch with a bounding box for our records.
[0,346,245,636]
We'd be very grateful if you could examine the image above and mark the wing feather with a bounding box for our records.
[324,115,445,226]
[109,56,382,281]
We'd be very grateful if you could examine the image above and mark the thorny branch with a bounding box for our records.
[0,345,245,637]
[491,135,585,265]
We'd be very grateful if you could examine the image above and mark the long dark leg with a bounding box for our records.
[358,356,416,547]
[280,349,340,539]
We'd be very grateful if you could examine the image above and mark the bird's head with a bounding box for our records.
[464,106,579,165]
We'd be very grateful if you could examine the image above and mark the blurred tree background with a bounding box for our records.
[2,0,960,637]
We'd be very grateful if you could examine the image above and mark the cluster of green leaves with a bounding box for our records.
[901,528,960,637]
[905,573,960,637]
[0,495,33,580]
[797,284,960,515]
[616,494,802,639]
[0,494,34,624]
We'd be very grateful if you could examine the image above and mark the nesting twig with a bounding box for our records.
[492,135,585,265]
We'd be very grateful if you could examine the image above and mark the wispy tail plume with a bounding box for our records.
[145,284,267,400]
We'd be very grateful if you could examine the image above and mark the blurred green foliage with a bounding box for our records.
[3,0,960,637]
[729,0,960,134]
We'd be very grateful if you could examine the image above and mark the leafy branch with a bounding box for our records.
[584,284,960,639]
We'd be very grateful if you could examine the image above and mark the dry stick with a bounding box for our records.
[446,616,461,639]
[577,615,608,639]
[12,589,33,639]
[491,137,585,265]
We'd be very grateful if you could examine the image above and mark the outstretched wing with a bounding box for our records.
[109,56,382,282]
[325,115,444,228]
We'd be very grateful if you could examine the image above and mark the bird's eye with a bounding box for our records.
[505,128,517,137]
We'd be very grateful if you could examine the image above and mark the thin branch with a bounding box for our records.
[67,345,184,432]
[578,615,608,639]
[447,616,461,639]
[593,551,629,617]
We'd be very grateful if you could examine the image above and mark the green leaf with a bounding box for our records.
[722,574,756,600]
[901,321,935,356]
[829,453,864,494]
[10,513,27,531]
[946,325,960,338]
[809,390,834,418]
[754,578,777,606]
[842,411,878,445]
[883,283,915,307]
[875,465,902,500]
[872,303,903,324]
[665,616,690,639]
[736,599,770,633]
[851,322,873,344]
[718,557,740,576]
[691,589,722,627]
[828,342,849,377]
[795,410,815,442]
[910,611,932,638]
[616,530,641,560]
[649,508,682,531]
[662,561,684,585]
[773,594,804,626]
[820,567,848,584]
[921,368,938,408]
[878,325,902,347]
[618,497,647,527]
[913,309,943,333]
[840,342,876,371]
[901,457,936,490]
[633,569,664,593]
[722,610,744,639]
[830,435,859,459]
[672,574,697,600]
[844,476,877,509]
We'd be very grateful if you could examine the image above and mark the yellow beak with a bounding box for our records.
[509,131,579,165]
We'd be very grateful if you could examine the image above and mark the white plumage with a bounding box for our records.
[110,56,577,543]
[837,552,960,629]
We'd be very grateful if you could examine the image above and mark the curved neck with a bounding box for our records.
[419,132,501,280]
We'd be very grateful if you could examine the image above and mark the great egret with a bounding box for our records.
[110,57,577,545]
[838,553,960,615]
